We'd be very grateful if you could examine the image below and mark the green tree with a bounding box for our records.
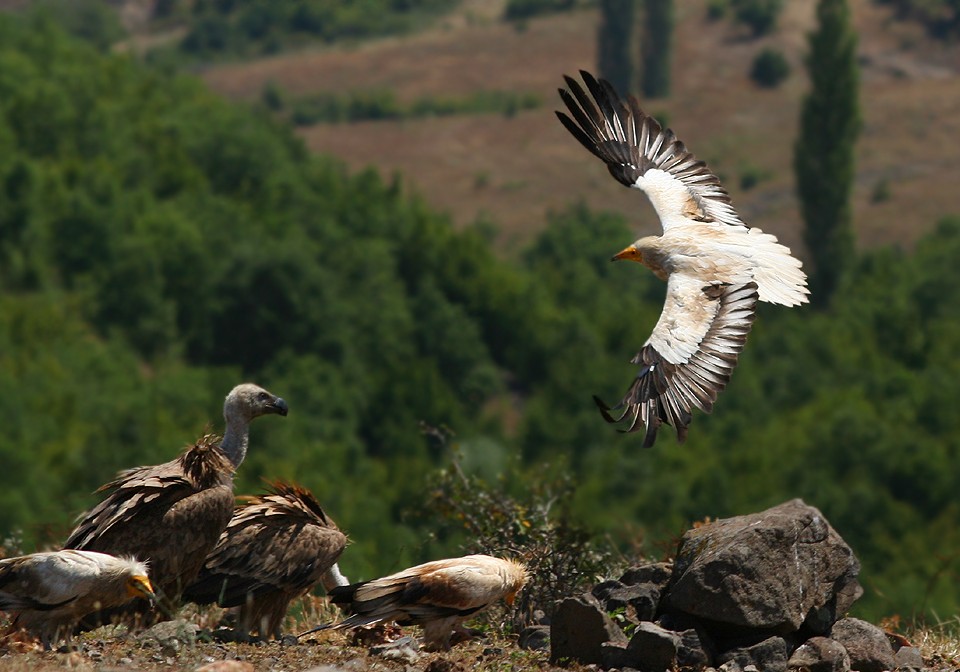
[793,0,861,306]
[598,0,636,96]
[640,0,673,98]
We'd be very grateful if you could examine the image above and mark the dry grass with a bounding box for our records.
[195,0,960,258]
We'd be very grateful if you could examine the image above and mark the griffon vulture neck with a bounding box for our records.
[219,413,251,470]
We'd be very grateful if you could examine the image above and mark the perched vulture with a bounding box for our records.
[556,70,809,446]
[0,550,154,650]
[183,480,348,639]
[62,383,288,624]
[299,554,528,651]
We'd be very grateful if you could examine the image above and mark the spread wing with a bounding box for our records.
[595,281,759,447]
[556,70,745,231]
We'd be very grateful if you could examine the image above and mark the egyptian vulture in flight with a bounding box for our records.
[183,480,348,640]
[62,383,288,624]
[0,550,154,650]
[556,70,808,446]
[299,554,528,651]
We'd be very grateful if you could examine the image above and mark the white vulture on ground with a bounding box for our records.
[0,550,154,650]
[62,383,288,625]
[299,554,528,651]
[183,480,348,640]
[556,70,809,446]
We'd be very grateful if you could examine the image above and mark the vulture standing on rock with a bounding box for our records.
[0,550,154,650]
[299,554,528,651]
[556,70,809,446]
[62,383,288,623]
[183,480,349,640]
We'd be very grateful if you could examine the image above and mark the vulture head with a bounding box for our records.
[225,383,289,422]
[219,383,288,469]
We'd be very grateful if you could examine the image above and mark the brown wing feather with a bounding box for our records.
[184,481,346,610]
[63,435,234,604]
[595,282,758,447]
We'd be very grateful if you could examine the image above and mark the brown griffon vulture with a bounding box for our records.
[62,383,288,624]
[556,70,808,446]
[0,550,154,650]
[183,480,348,639]
[299,554,528,651]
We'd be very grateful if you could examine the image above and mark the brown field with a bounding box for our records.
[196,0,960,259]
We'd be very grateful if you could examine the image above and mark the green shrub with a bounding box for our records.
[504,0,576,21]
[750,47,791,87]
[732,0,783,36]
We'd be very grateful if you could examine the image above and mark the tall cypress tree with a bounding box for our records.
[640,0,673,98]
[598,0,636,95]
[793,0,861,306]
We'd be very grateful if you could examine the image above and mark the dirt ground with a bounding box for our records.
[196,0,960,257]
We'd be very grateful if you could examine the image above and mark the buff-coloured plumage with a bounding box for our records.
[299,554,528,650]
[0,550,154,650]
[556,71,809,446]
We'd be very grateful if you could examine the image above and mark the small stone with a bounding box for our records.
[894,645,924,670]
[370,635,420,664]
[830,618,896,672]
[717,636,788,672]
[550,594,628,665]
[518,625,550,651]
[787,636,850,672]
[619,562,673,589]
[195,662,255,672]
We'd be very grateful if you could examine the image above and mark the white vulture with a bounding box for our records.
[183,480,348,640]
[556,70,809,446]
[62,383,288,624]
[299,554,528,651]
[0,550,154,650]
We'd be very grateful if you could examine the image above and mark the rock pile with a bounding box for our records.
[550,499,916,672]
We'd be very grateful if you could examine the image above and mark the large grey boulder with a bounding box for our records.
[664,499,862,634]
[829,618,896,672]
[550,594,627,665]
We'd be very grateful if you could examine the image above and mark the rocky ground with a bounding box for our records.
[2,499,958,672]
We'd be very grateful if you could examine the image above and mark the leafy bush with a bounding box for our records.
[732,0,784,36]
[504,0,577,21]
[750,47,791,87]
[419,430,617,626]
[178,0,459,58]
[287,89,540,126]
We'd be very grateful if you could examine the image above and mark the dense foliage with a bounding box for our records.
[795,0,861,305]
[750,47,791,88]
[640,0,674,99]
[151,0,459,60]
[0,15,957,624]
[598,0,637,96]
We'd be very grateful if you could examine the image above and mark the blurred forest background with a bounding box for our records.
[0,0,958,626]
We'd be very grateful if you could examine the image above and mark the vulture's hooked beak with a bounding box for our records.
[611,246,642,263]
[128,575,156,603]
[270,397,289,417]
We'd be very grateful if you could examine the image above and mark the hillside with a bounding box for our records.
[194,0,960,257]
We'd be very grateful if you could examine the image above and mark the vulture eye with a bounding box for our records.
[258,392,269,401]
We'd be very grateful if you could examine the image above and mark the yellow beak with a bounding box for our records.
[611,246,642,262]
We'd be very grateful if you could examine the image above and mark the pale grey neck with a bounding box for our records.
[219,415,249,469]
